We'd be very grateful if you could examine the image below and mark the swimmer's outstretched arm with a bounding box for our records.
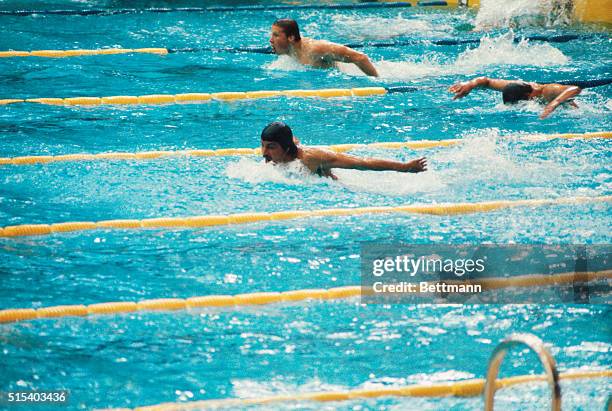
[539,86,581,119]
[319,43,379,77]
[449,77,512,99]
[320,151,427,173]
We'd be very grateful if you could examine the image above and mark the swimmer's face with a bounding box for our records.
[261,140,290,163]
[270,25,291,54]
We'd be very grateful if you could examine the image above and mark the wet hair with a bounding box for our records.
[261,122,298,158]
[502,82,533,104]
[272,19,301,41]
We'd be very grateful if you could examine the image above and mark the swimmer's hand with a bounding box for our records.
[539,86,581,120]
[402,157,428,173]
[539,105,555,119]
[449,82,474,99]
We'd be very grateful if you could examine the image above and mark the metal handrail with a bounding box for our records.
[484,333,561,411]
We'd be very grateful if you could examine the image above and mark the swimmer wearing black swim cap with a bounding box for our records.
[261,122,298,163]
[261,122,427,180]
[449,77,582,119]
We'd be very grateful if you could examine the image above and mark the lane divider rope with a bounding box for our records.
[0,2,417,17]
[0,139,457,166]
[1,270,609,324]
[0,35,590,59]
[557,78,612,89]
[97,369,612,410]
[0,131,609,167]
[0,196,610,239]
[2,79,611,107]
[0,48,168,58]
[0,87,391,107]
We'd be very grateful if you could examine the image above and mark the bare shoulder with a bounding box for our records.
[542,83,579,92]
[298,147,336,173]
[542,83,565,91]
[541,83,576,99]
[307,39,341,54]
[302,146,336,160]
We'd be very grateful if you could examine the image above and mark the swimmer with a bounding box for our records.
[449,77,581,119]
[260,122,427,180]
[269,19,379,77]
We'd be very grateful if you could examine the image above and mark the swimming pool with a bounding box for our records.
[0,1,610,410]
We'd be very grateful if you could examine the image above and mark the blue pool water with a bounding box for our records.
[0,1,610,410]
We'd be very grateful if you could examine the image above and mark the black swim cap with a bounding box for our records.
[502,82,533,104]
[261,122,298,157]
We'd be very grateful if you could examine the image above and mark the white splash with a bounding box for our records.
[568,92,612,117]
[337,32,568,80]
[330,14,449,40]
[225,157,316,185]
[225,152,442,195]
[492,91,608,118]
[437,129,568,189]
[265,55,307,72]
[334,166,445,196]
[495,99,544,115]
[455,31,569,68]
[339,57,448,80]
[475,0,573,30]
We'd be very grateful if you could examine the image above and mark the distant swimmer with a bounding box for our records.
[269,18,379,77]
[260,122,427,180]
[449,77,581,119]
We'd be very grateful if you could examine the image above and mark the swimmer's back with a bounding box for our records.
[541,83,582,102]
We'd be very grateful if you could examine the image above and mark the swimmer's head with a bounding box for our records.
[502,82,534,104]
[261,122,298,163]
[270,19,301,54]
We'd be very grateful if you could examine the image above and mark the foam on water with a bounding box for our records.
[415,129,594,199]
[489,91,610,118]
[454,31,569,68]
[354,58,448,81]
[452,100,545,117]
[225,157,317,186]
[453,94,610,119]
[569,92,612,117]
[445,133,522,178]
[475,0,573,30]
[329,14,450,40]
[265,55,307,72]
[334,166,445,196]
[495,99,546,115]
[222,130,584,199]
[336,32,568,80]
[224,156,442,195]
